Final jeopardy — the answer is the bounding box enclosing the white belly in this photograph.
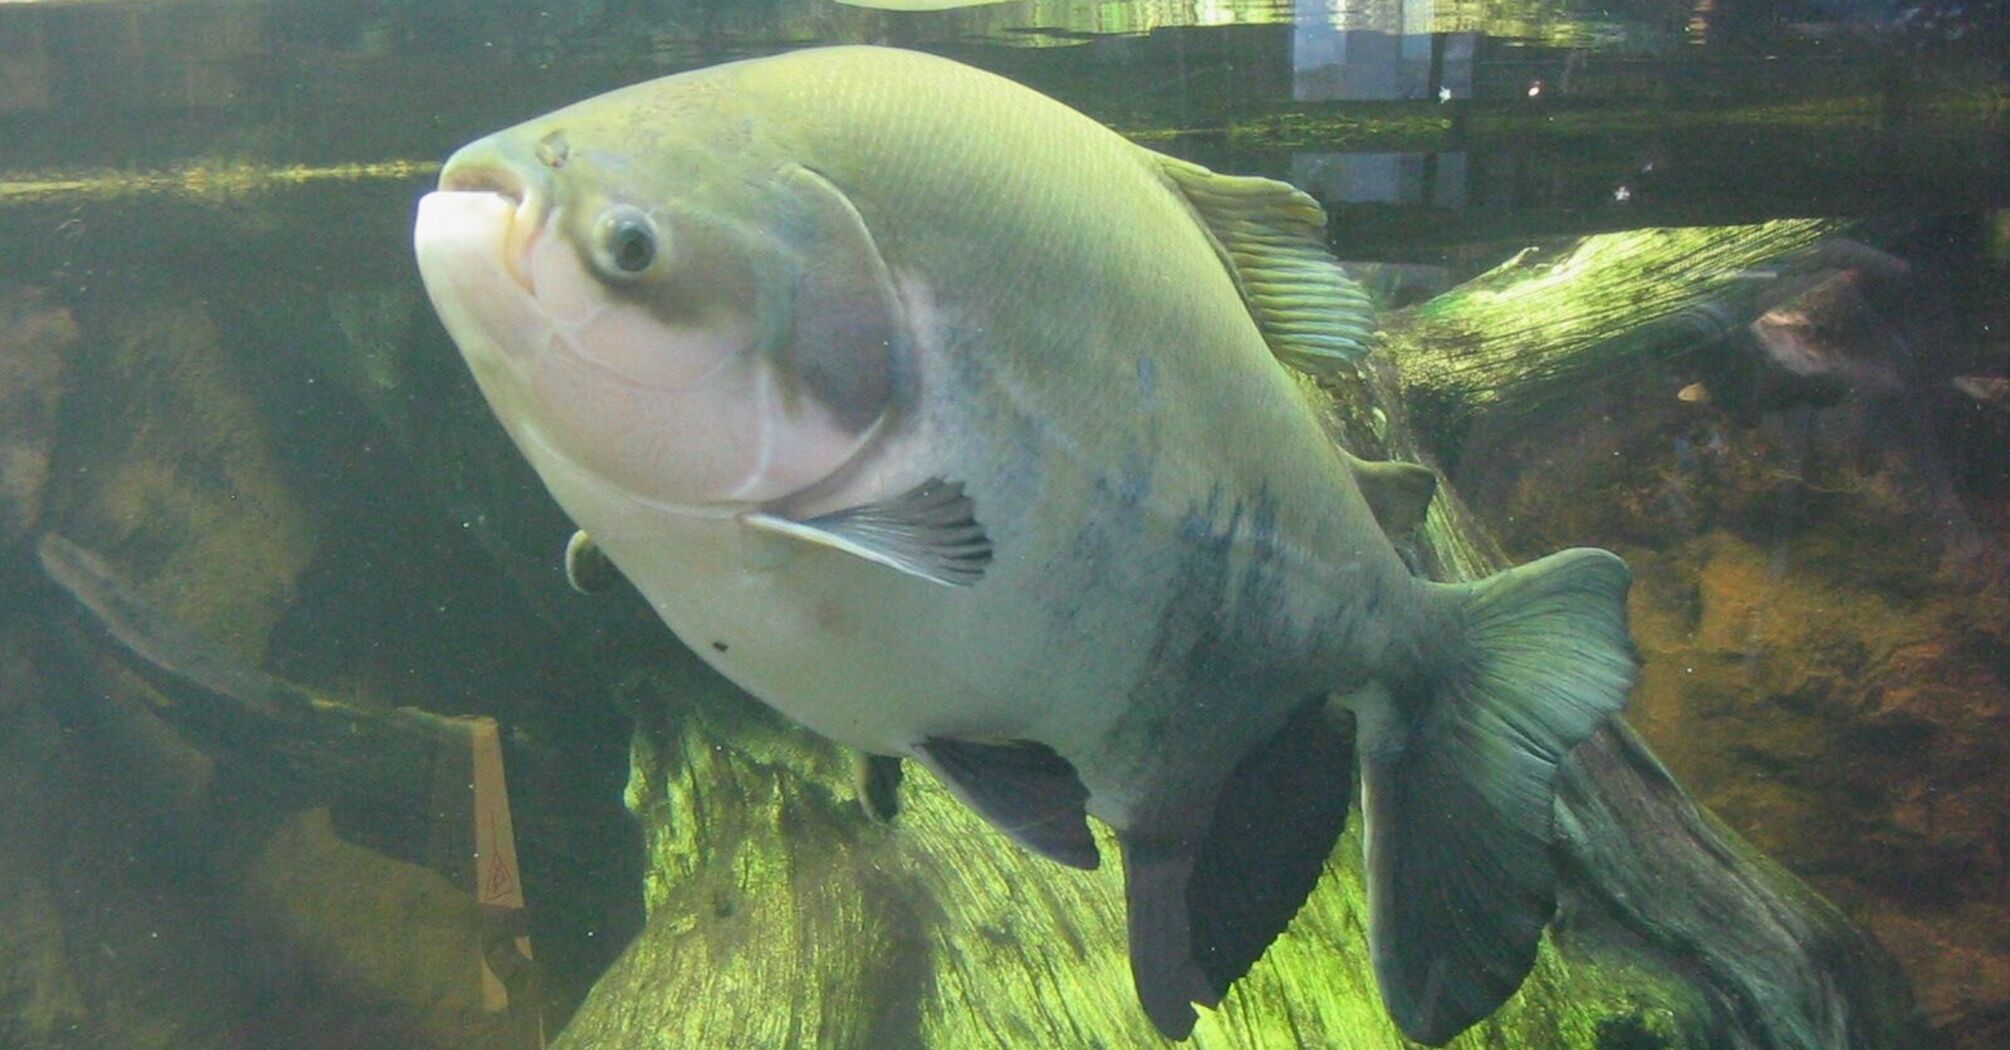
[527,433,1154,762]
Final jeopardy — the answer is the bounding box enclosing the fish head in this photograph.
[412,74,903,512]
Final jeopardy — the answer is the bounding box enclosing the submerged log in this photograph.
[1383,218,1849,459]
[37,532,548,1046]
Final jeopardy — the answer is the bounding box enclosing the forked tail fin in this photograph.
[1362,547,1636,1045]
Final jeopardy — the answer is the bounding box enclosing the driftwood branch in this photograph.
[38,532,488,888]
[1381,219,1850,461]
[36,532,550,1044]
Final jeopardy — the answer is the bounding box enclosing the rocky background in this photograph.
[0,279,646,1049]
[1444,219,2010,1049]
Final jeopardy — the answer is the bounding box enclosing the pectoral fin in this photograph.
[744,477,992,587]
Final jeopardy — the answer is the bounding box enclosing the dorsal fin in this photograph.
[1150,150,1377,376]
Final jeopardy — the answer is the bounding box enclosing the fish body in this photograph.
[414,46,1636,1044]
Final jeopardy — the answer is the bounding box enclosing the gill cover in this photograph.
[762,165,908,443]
[525,155,906,508]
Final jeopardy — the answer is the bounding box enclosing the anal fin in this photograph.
[1116,701,1356,1040]
[914,738,1098,869]
[1187,700,1356,995]
[1119,837,1214,1040]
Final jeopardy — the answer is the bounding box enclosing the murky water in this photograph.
[1,2,2004,1048]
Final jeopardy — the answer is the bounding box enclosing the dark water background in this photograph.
[0,1,2005,1048]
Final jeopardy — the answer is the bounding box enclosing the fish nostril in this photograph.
[534,131,570,170]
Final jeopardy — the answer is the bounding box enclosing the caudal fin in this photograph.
[1362,547,1635,1045]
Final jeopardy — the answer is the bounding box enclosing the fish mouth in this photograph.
[435,139,553,296]
[413,142,557,377]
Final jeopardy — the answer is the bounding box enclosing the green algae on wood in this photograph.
[559,657,1821,1049]
[563,663,1671,1050]
[1386,220,1844,455]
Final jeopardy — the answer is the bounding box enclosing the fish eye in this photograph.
[593,206,659,279]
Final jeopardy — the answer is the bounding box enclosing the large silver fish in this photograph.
[412,46,1636,1044]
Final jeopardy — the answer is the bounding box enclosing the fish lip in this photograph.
[438,161,524,197]
[438,145,549,296]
